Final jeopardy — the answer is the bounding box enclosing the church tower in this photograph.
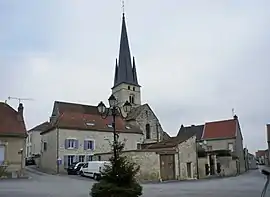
[112,13,141,108]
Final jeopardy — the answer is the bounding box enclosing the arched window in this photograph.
[146,124,151,139]
[129,95,134,104]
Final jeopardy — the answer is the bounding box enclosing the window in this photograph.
[125,125,131,129]
[133,87,135,91]
[65,139,78,149]
[84,140,95,150]
[43,142,47,151]
[98,156,101,161]
[129,95,134,104]
[146,124,151,139]
[136,143,141,150]
[107,124,113,128]
[228,143,234,152]
[86,155,93,161]
[128,86,130,90]
[67,155,75,166]
[78,155,85,162]
[207,146,212,151]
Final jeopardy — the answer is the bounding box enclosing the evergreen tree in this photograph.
[90,141,142,197]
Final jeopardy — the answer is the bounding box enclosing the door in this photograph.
[160,154,175,181]
[187,162,192,178]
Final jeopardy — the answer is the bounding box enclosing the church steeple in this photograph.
[113,14,140,88]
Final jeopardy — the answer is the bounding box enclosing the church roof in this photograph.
[113,14,140,88]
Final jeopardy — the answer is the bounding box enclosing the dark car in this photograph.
[25,157,36,166]
[67,162,86,175]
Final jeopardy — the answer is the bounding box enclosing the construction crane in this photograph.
[7,96,34,105]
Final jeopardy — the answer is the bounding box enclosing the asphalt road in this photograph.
[0,167,268,197]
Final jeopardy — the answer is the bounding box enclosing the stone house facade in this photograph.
[0,102,27,177]
[199,115,246,174]
[267,124,270,166]
[26,121,50,158]
[96,133,197,182]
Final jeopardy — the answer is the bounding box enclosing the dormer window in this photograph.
[107,124,113,128]
[86,122,95,126]
[125,125,131,129]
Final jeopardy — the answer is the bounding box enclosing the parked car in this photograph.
[80,161,111,180]
[67,162,86,175]
[25,157,36,166]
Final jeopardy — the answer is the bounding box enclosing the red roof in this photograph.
[256,150,268,157]
[0,102,26,136]
[202,118,237,139]
[41,112,142,135]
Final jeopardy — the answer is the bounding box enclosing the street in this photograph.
[0,168,268,197]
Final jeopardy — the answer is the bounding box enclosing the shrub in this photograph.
[90,141,142,197]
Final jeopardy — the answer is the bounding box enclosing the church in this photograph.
[35,13,170,174]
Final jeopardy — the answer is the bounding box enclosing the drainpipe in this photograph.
[56,126,59,174]
[196,142,199,179]
[177,146,181,180]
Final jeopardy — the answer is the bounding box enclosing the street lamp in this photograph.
[97,94,132,166]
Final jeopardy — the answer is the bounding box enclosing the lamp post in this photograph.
[97,94,132,165]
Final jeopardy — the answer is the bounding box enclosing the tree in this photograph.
[90,141,143,197]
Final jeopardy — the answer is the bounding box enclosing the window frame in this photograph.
[84,139,95,150]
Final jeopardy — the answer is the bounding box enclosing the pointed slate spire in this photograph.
[113,13,140,88]
[132,56,138,84]
[114,58,118,85]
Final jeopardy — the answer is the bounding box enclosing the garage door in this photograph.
[0,146,5,164]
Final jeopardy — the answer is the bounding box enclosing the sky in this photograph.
[1,0,270,153]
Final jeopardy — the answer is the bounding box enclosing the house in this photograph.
[247,153,258,170]
[96,130,198,182]
[40,102,144,174]
[38,12,166,174]
[26,121,50,158]
[0,102,27,176]
[256,149,268,165]
[176,116,246,178]
[200,115,246,175]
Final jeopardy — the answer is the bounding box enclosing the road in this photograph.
[0,167,268,197]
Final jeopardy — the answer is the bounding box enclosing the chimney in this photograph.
[17,103,24,121]
[233,115,238,120]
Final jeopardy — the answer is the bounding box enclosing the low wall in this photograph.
[96,150,161,182]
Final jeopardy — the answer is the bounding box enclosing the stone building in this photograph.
[0,102,27,177]
[39,13,168,174]
[267,124,270,166]
[97,131,198,182]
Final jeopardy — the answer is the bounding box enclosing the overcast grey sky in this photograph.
[1,0,269,153]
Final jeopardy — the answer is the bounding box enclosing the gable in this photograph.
[126,103,159,122]
[0,102,26,137]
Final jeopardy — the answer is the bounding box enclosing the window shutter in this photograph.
[84,140,87,150]
[64,139,68,149]
[64,156,68,168]
[86,155,89,161]
[75,140,79,149]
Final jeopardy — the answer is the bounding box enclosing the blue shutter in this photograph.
[84,140,87,150]
[64,155,68,168]
[75,140,79,149]
[64,139,68,149]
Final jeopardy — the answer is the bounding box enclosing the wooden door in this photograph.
[160,154,175,181]
[187,162,192,178]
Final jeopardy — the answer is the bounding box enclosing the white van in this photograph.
[80,161,111,180]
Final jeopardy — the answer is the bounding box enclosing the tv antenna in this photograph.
[232,108,235,116]
[7,96,34,105]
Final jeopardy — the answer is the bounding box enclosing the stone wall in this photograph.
[134,104,164,144]
[217,156,237,176]
[198,157,208,178]
[177,135,197,180]
[96,150,160,182]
